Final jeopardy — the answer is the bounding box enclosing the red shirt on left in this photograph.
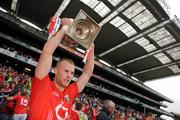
[13,95,29,114]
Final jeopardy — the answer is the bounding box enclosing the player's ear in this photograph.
[54,67,57,75]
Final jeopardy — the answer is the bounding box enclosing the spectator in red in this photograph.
[6,90,29,120]
[92,103,100,120]
[72,102,88,120]
[0,72,4,84]
[114,110,122,120]
[72,102,83,120]
[29,18,94,119]
[3,83,11,93]
[82,101,90,116]
[144,112,154,120]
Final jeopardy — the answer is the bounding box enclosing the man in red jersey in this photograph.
[6,90,29,120]
[28,18,94,120]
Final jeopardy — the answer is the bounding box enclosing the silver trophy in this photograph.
[62,10,101,49]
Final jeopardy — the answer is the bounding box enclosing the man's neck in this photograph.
[54,81,65,91]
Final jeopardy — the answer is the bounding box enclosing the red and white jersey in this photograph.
[29,75,79,120]
[13,95,29,114]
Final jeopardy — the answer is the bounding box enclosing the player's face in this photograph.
[55,60,75,90]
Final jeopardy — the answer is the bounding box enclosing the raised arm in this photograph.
[77,44,95,93]
[35,18,73,79]
[6,96,13,101]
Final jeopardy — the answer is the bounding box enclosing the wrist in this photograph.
[61,25,69,32]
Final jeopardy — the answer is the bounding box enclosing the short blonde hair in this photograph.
[56,57,75,68]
